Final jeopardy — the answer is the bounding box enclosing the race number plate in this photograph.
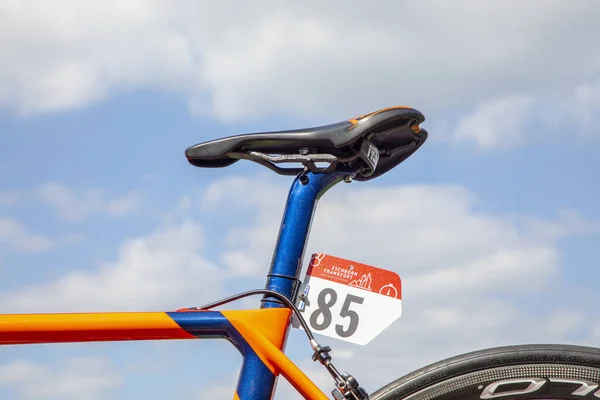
[293,253,402,345]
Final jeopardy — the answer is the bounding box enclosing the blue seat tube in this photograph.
[236,170,351,400]
[261,170,351,308]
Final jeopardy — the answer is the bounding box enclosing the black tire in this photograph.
[370,344,600,400]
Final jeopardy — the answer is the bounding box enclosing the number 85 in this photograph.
[308,288,364,338]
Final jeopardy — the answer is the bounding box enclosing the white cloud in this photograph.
[0,190,19,206]
[37,181,143,222]
[0,217,54,252]
[0,358,121,400]
[61,232,87,245]
[0,0,598,130]
[545,310,586,337]
[199,174,288,276]
[515,209,600,241]
[570,81,600,132]
[209,176,590,288]
[451,82,600,149]
[452,95,536,149]
[202,174,283,211]
[0,220,221,312]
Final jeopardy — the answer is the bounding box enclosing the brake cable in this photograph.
[183,289,370,399]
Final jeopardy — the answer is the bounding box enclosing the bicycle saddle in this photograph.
[185,106,427,181]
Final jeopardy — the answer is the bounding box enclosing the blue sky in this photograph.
[1,1,600,399]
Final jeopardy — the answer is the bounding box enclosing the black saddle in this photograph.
[185,106,427,181]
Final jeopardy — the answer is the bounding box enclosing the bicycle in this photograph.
[1,106,599,400]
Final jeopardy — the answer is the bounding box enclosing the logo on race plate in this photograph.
[379,283,398,298]
[310,252,326,267]
[350,273,372,290]
[307,254,401,299]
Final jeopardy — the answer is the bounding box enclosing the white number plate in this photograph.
[293,253,402,345]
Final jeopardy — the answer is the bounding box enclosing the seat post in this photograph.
[261,170,352,309]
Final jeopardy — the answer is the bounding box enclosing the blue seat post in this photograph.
[234,170,351,400]
[261,170,352,309]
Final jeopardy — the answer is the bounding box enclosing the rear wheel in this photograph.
[370,344,600,400]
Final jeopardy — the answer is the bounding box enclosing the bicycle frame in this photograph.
[0,170,353,400]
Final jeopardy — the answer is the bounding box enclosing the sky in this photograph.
[0,0,599,399]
